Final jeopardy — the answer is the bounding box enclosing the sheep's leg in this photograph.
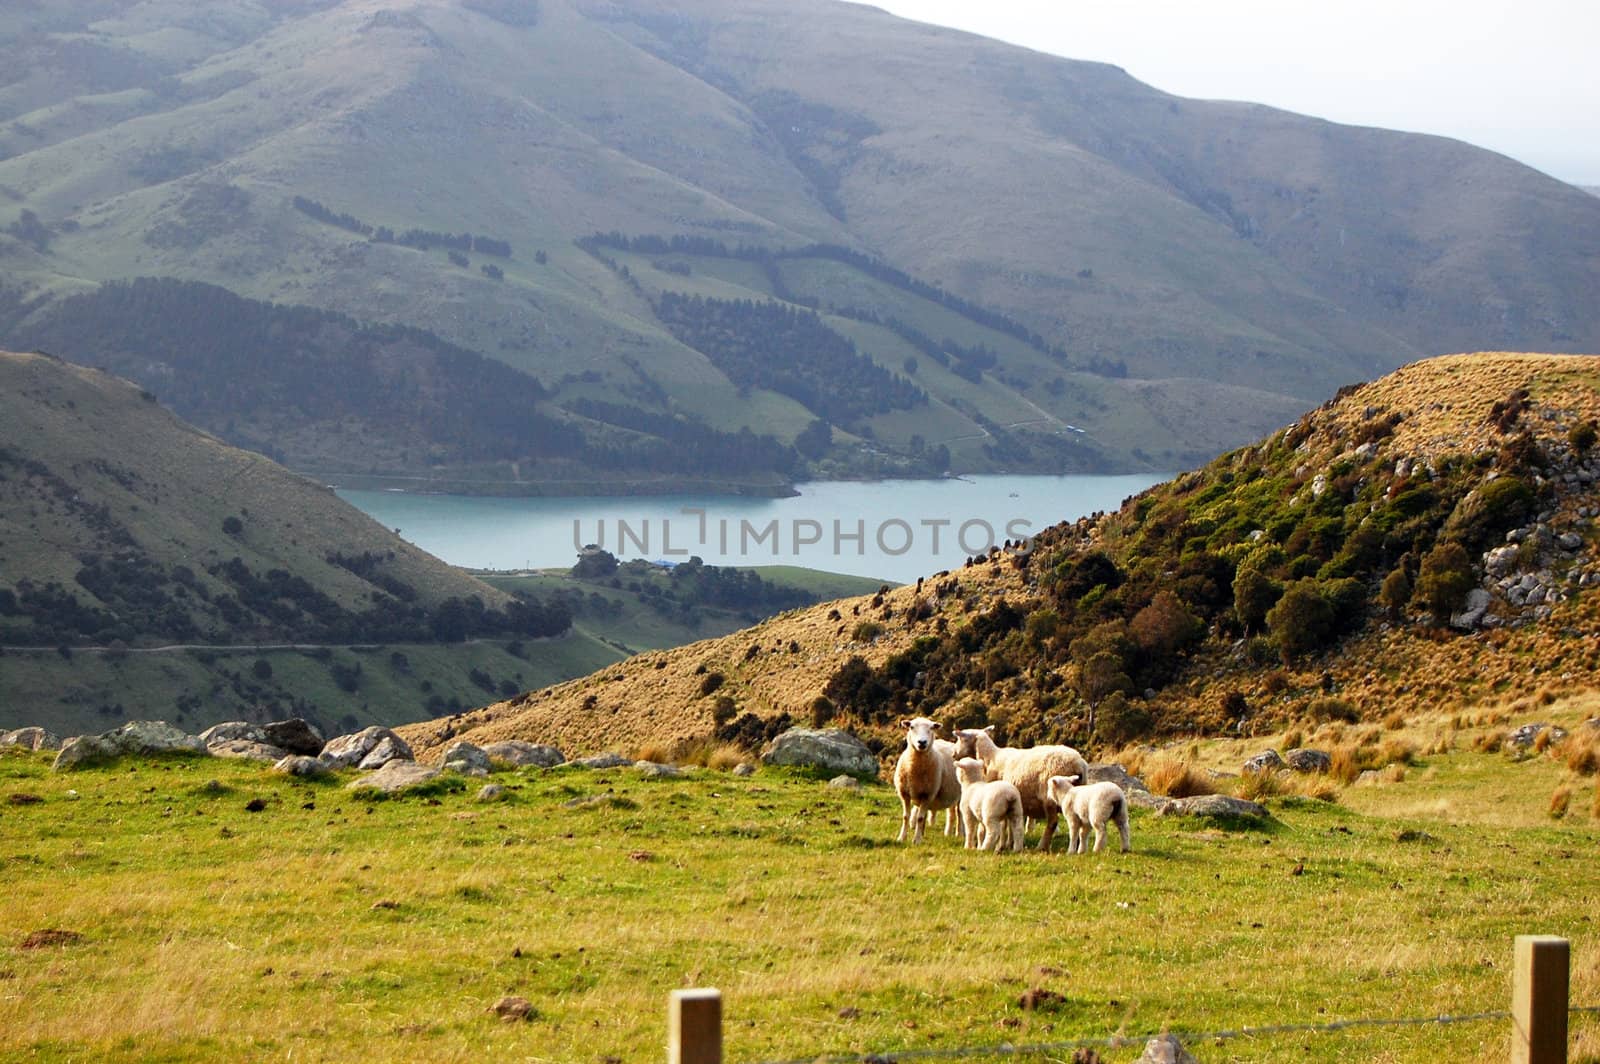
[1008,805,1025,852]
[1116,805,1131,853]
[982,814,1004,852]
[1091,820,1106,853]
[897,793,912,843]
[961,806,978,849]
[1037,809,1058,852]
[944,807,955,837]
[911,805,926,844]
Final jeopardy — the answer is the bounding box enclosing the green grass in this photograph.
[1,733,1596,1063]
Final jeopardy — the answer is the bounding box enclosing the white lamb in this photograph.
[894,717,961,844]
[1045,774,1131,854]
[952,725,1090,852]
[934,737,962,838]
[953,757,1024,852]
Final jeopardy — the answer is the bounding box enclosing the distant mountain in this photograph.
[2,0,1597,484]
[402,352,1600,759]
[1583,186,1600,198]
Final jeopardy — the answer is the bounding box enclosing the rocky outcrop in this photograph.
[273,755,331,778]
[1242,749,1286,775]
[573,752,633,769]
[1156,794,1270,820]
[53,721,205,771]
[441,741,491,777]
[1,727,61,752]
[760,728,878,779]
[480,740,565,768]
[262,719,325,757]
[1283,748,1332,774]
[320,727,413,770]
[209,739,288,762]
[345,760,440,795]
[1137,1033,1200,1064]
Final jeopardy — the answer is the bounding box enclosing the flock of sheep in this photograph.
[892,717,1130,855]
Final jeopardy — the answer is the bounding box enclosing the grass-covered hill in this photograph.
[2,1,1598,485]
[401,352,1600,761]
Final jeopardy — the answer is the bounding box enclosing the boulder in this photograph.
[53,720,206,771]
[827,774,862,791]
[441,741,491,777]
[1483,545,1520,577]
[357,736,413,771]
[634,760,683,778]
[261,718,325,757]
[321,727,412,770]
[198,722,268,748]
[573,753,633,769]
[1450,588,1493,629]
[476,784,506,802]
[345,760,440,795]
[1284,748,1332,774]
[273,755,331,778]
[480,740,565,768]
[760,728,878,779]
[1137,1033,1200,1064]
[731,763,756,777]
[1157,794,1270,820]
[1086,762,1150,794]
[1242,749,1286,775]
[1,727,61,752]
[209,739,288,762]
[1507,723,1567,749]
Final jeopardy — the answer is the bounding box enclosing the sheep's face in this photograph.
[1045,774,1080,807]
[900,717,940,752]
[953,757,986,786]
[952,726,994,760]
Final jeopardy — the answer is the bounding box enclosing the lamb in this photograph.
[953,757,1024,852]
[894,717,961,844]
[1045,774,1131,854]
[934,737,962,838]
[952,725,1090,852]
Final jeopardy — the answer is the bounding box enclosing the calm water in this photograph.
[339,474,1163,584]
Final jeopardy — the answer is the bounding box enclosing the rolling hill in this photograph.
[2,0,1597,485]
[399,352,1600,760]
[0,349,877,736]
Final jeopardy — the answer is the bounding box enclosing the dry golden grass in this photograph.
[1550,785,1572,819]
[1144,756,1217,798]
[1235,769,1285,802]
[1382,763,1408,785]
[1280,728,1304,752]
[1330,745,1364,785]
[1383,710,1407,731]
[1560,729,1600,776]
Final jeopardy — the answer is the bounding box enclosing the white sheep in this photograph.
[1045,774,1131,854]
[953,757,1024,852]
[952,725,1090,852]
[934,737,962,838]
[894,717,961,844]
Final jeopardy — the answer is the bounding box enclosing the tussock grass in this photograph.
[1143,756,1217,798]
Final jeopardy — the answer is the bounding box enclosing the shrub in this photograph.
[699,672,725,696]
[1415,541,1475,621]
[1379,566,1412,621]
[809,695,835,728]
[711,695,738,725]
[1266,579,1334,661]
[222,515,243,536]
[851,620,883,643]
[1569,419,1598,455]
[1309,697,1360,724]
[1093,691,1152,748]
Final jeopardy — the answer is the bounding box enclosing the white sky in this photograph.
[860,1,1600,186]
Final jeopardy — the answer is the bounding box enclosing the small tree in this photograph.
[1077,649,1132,737]
[1415,541,1474,623]
[1266,579,1334,663]
[1232,563,1281,635]
[1379,566,1412,622]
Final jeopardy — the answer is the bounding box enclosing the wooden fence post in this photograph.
[1512,935,1569,1064]
[669,988,722,1064]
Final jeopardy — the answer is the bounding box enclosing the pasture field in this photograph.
[2,704,1598,1063]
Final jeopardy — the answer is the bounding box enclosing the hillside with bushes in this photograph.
[402,352,1600,760]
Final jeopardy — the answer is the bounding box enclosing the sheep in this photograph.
[952,725,1090,852]
[934,737,963,838]
[1045,774,1130,854]
[894,717,961,844]
[953,757,1024,852]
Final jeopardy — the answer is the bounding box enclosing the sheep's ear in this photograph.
[982,725,996,735]
[897,719,911,729]
[1065,774,1080,784]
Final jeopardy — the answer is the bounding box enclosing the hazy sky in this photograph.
[861,1,1600,186]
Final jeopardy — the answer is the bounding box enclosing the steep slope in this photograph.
[401,353,1600,760]
[3,0,1598,483]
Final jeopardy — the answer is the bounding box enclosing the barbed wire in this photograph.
[748,1004,1600,1064]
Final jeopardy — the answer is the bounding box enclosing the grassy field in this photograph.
[2,701,1597,1063]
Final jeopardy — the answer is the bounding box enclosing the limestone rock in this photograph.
[357,736,414,770]
[761,728,878,779]
[210,739,288,762]
[1087,762,1150,794]
[574,752,633,769]
[731,763,756,777]
[1451,588,1493,629]
[1284,748,1332,774]
[261,718,325,756]
[827,774,862,790]
[1242,749,1286,775]
[53,720,206,771]
[198,722,268,748]
[321,727,413,769]
[1,727,61,752]
[345,760,440,795]
[273,755,331,778]
[633,760,682,777]
[476,784,506,802]
[480,740,565,768]
[1137,1033,1199,1064]
[442,741,491,777]
[1507,722,1567,748]
[1157,794,1270,820]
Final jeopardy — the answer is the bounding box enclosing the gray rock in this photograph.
[441,741,491,776]
[634,760,683,778]
[1,727,61,752]
[480,740,565,768]
[1355,769,1382,786]
[731,763,756,777]
[1450,588,1492,629]
[1086,762,1150,794]
[321,727,412,769]
[198,722,268,748]
[1483,545,1520,577]
[345,760,440,795]
[357,735,414,771]
[209,739,289,762]
[1137,1033,1200,1064]
[1284,748,1332,774]
[1242,749,1287,775]
[574,752,633,769]
[273,755,330,778]
[761,728,878,779]
[261,718,325,757]
[827,774,862,790]
[1158,794,1270,820]
[1507,722,1567,748]
[1560,532,1583,551]
[476,784,506,802]
[1125,790,1171,811]
[53,720,206,771]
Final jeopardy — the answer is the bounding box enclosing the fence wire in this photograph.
[748,1004,1600,1064]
